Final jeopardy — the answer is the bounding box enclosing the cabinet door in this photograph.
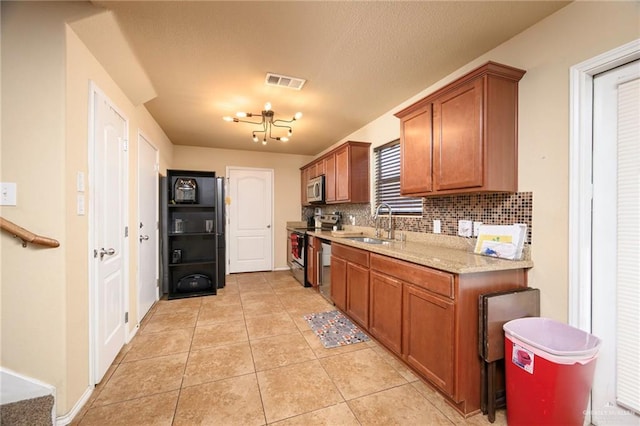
[306,237,316,287]
[324,154,336,203]
[369,271,403,355]
[335,146,350,201]
[403,284,455,397]
[301,168,309,205]
[400,104,433,195]
[346,262,370,329]
[433,78,483,191]
[330,255,347,311]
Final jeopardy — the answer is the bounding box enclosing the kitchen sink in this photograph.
[347,236,390,245]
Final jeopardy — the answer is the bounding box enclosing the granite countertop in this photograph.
[305,227,533,275]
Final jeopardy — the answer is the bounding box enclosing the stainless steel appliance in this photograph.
[315,213,341,302]
[288,229,308,286]
[306,175,325,204]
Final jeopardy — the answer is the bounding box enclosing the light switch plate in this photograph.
[1,182,17,206]
[433,219,441,234]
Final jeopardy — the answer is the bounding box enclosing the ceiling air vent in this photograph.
[265,73,306,90]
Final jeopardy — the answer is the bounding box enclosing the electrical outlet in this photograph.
[458,220,472,237]
[473,221,483,237]
[433,219,441,234]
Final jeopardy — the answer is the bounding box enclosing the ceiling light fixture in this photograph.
[223,102,302,145]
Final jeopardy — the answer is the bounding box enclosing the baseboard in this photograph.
[55,386,93,426]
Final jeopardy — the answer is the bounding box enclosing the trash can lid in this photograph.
[504,317,601,358]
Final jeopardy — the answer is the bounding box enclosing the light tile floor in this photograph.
[73,271,507,425]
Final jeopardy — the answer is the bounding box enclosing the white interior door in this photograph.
[137,133,159,322]
[591,60,640,425]
[227,167,273,273]
[90,83,128,383]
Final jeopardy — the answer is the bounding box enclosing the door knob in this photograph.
[267,224,271,228]
[98,247,116,260]
[139,234,149,242]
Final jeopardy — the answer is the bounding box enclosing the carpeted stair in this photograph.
[1,395,54,426]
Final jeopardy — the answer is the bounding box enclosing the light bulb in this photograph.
[262,139,267,145]
[280,137,289,142]
[252,135,258,143]
[294,112,303,120]
[223,116,233,122]
[264,102,272,111]
[236,112,247,118]
[287,129,292,137]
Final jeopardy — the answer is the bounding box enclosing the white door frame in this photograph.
[136,130,159,322]
[568,38,640,331]
[88,81,130,385]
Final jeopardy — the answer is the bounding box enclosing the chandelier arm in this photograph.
[271,122,293,131]
[272,118,295,125]
[234,117,265,126]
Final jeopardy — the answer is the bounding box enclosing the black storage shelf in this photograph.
[161,169,225,299]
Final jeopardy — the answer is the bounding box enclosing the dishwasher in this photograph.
[318,240,332,302]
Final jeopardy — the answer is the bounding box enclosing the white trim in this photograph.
[568,39,640,332]
[55,386,93,426]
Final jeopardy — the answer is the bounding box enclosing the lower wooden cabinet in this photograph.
[330,255,347,311]
[306,236,316,288]
[366,252,528,416]
[331,243,370,328]
[346,262,369,328]
[403,283,455,396]
[369,271,403,355]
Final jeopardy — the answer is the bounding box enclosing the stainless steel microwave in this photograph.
[306,175,325,203]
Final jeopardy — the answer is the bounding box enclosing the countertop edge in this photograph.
[306,230,533,274]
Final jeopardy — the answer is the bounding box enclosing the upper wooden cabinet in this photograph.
[323,154,336,203]
[395,62,526,196]
[400,103,433,194]
[301,141,371,205]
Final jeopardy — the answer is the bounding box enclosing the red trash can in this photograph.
[503,317,601,426]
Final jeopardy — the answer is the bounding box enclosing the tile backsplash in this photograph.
[303,192,533,243]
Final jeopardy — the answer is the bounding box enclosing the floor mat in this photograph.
[303,310,370,348]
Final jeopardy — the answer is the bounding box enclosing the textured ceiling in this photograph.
[85,1,570,156]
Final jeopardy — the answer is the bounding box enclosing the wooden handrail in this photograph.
[0,216,60,248]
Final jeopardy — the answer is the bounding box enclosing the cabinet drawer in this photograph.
[333,243,369,267]
[371,253,453,298]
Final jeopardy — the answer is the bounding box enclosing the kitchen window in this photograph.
[374,139,423,215]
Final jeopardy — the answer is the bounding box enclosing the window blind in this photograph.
[374,140,423,215]
[615,77,640,414]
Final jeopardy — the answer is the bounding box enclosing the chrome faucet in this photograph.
[374,202,393,239]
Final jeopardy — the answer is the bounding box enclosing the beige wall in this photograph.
[331,1,639,321]
[2,2,173,416]
[172,146,313,270]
